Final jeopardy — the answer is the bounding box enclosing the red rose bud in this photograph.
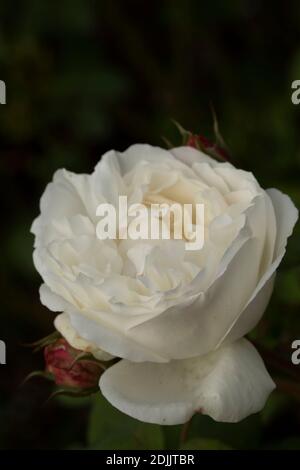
[187,133,212,149]
[44,338,103,389]
[187,133,230,161]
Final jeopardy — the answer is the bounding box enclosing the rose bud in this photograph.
[187,133,212,149]
[187,133,229,161]
[44,338,103,389]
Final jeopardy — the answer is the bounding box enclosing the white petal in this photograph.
[258,192,277,276]
[31,168,101,250]
[93,150,125,206]
[193,161,230,194]
[39,284,68,312]
[171,146,220,167]
[220,189,298,345]
[117,144,175,175]
[217,273,275,348]
[100,339,275,425]
[54,313,113,361]
[69,310,169,363]
[267,188,299,258]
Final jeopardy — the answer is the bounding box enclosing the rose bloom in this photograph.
[31,144,298,425]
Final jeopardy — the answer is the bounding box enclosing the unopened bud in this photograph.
[44,339,103,389]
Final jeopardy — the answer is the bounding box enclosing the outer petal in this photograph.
[69,309,169,363]
[219,188,298,346]
[267,188,299,258]
[217,273,275,348]
[40,284,69,312]
[100,338,275,425]
[171,146,222,167]
[54,313,114,361]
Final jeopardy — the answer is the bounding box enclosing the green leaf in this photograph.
[163,425,182,450]
[188,414,262,450]
[181,438,232,450]
[88,394,164,450]
[56,394,93,409]
[261,392,289,425]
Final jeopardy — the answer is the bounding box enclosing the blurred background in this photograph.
[0,0,300,450]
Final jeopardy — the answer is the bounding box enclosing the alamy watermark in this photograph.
[0,340,6,364]
[95,196,205,251]
[291,339,300,365]
[0,80,6,104]
[291,80,300,105]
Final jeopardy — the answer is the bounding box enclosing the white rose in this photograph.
[31,144,298,425]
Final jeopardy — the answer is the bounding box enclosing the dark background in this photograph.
[0,0,300,449]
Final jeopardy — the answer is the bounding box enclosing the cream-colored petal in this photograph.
[171,146,220,167]
[100,339,275,425]
[54,313,113,361]
[267,188,299,257]
[219,188,298,346]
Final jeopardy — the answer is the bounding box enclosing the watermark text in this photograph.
[0,80,6,104]
[291,339,300,365]
[0,340,6,364]
[95,196,205,251]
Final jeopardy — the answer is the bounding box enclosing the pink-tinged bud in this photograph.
[187,133,212,149]
[44,339,103,389]
[187,133,229,161]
